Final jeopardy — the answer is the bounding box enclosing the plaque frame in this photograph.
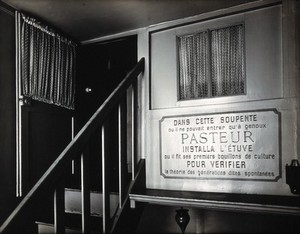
[159,109,282,182]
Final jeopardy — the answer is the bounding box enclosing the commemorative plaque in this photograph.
[160,109,281,181]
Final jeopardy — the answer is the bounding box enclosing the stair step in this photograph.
[36,212,103,233]
[37,221,102,234]
[65,188,119,217]
[64,212,103,230]
[36,222,82,234]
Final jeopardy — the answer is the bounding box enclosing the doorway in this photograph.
[75,35,138,191]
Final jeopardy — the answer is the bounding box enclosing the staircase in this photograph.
[36,189,119,233]
[0,58,145,234]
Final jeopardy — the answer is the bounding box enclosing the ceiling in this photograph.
[2,0,257,43]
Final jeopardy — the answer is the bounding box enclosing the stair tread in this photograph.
[65,189,119,217]
[36,211,102,225]
[36,213,103,232]
[36,221,81,234]
[65,210,102,217]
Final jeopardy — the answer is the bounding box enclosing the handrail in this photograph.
[0,57,145,233]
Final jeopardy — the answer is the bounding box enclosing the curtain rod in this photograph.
[21,13,77,47]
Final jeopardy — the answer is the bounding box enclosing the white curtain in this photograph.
[177,31,208,100]
[177,24,245,100]
[18,13,77,109]
[211,24,245,97]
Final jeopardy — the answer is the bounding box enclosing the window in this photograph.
[177,24,245,100]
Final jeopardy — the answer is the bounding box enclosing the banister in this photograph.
[81,146,91,234]
[101,122,110,233]
[54,180,65,234]
[0,57,145,233]
[131,80,138,179]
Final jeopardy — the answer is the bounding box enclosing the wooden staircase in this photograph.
[0,58,145,234]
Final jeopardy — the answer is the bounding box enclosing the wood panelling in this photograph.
[0,4,18,224]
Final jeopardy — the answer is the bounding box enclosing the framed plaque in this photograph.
[160,109,281,181]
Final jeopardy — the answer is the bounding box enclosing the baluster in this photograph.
[81,146,91,234]
[118,97,127,207]
[54,179,65,234]
[101,121,110,233]
[131,81,138,179]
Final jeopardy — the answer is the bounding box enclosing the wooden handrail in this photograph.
[0,57,145,233]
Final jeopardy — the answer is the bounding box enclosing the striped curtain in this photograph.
[177,24,245,100]
[177,31,208,100]
[211,24,245,97]
[18,13,77,109]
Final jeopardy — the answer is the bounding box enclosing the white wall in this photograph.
[140,3,300,196]
[150,6,282,109]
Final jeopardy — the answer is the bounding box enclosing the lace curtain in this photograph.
[18,13,77,109]
[177,24,245,100]
[211,24,245,96]
[177,31,208,99]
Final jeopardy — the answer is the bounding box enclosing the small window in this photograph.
[177,24,245,100]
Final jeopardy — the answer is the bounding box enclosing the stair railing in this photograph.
[0,57,145,234]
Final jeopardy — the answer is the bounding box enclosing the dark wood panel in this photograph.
[136,204,300,233]
[22,101,73,190]
[0,5,18,225]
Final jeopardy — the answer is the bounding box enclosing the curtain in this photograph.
[19,13,77,109]
[211,24,245,97]
[177,24,245,100]
[177,31,208,100]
